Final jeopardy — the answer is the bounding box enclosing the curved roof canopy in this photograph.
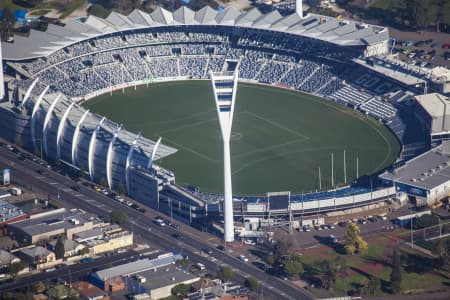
[2,6,389,61]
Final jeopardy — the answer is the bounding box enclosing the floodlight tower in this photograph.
[210,68,239,243]
[296,0,303,18]
[0,34,4,100]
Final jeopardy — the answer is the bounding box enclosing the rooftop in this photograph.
[8,208,98,237]
[20,245,53,258]
[1,6,389,61]
[380,140,450,190]
[136,264,199,290]
[94,253,184,281]
[416,93,450,119]
[0,199,26,224]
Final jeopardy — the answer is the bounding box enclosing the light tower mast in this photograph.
[210,68,239,242]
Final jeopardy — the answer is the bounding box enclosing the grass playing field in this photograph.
[84,80,400,195]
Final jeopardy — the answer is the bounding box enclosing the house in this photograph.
[0,249,20,269]
[7,208,102,244]
[71,281,109,300]
[48,239,85,258]
[17,246,57,270]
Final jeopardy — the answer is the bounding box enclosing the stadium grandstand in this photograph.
[0,4,446,229]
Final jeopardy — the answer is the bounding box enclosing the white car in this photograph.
[243,239,256,246]
[239,255,248,262]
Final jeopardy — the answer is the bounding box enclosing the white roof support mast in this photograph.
[0,34,4,100]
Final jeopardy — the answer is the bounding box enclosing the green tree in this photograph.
[368,275,380,295]
[88,3,111,18]
[117,180,126,195]
[412,214,439,229]
[284,259,304,278]
[266,254,275,266]
[55,236,65,259]
[109,210,128,224]
[175,258,190,269]
[390,249,402,294]
[245,276,258,292]
[436,238,450,272]
[171,283,190,296]
[8,261,26,277]
[99,177,107,187]
[317,259,336,290]
[79,166,86,179]
[218,266,234,282]
[30,281,46,293]
[344,223,367,255]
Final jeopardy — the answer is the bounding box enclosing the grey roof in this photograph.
[173,6,198,25]
[20,245,53,258]
[416,93,450,134]
[1,6,390,61]
[0,199,26,223]
[72,228,103,241]
[0,249,19,265]
[380,141,450,190]
[194,6,217,24]
[94,253,184,280]
[137,264,199,290]
[235,8,262,26]
[416,93,450,119]
[49,239,82,252]
[8,208,97,237]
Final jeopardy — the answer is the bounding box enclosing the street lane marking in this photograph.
[49,182,59,185]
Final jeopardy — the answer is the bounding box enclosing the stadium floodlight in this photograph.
[210,68,239,243]
[0,35,3,100]
[296,0,303,18]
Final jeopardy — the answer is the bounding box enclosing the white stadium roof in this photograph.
[2,6,389,61]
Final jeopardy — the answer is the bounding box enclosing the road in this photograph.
[0,144,313,300]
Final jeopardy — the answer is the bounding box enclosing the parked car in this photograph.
[202,248,213,255]
[243,239,256,245]
[239,255,249,262]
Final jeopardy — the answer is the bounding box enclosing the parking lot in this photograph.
[389,28,450,69]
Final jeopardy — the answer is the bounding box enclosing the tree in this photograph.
[117,180,126,195]
[99,177,107,187]
[412,214,439,229]
[335,256,348,294]
[436,238,450,272]
[390,249,402,294]
[109,210,128,224]
[218,266,234,282]
[284,259,304,278]
[245,276,258,292]
[368,276,380,295]
[344,223,367,255]
[266,254,275,266]
[317,259,336,290]
[79,166,86,179]
[171,283,190,296]
[88,3,110,18]
[8,261,26,277]
[55,236,65,259]
[175,258,190,270]
[30,281,46,293]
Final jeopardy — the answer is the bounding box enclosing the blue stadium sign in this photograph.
[395,182,427,197]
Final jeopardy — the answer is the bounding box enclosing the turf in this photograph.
[84,80,400,195]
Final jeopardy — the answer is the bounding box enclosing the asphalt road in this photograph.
[0,144,313,300]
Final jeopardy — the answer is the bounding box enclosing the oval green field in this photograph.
[84,80,400,195]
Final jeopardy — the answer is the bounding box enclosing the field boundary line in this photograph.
[242,111,310,140]
[231,138,304,159]
[161,137,219,163]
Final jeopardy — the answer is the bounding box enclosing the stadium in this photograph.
[0,3,446,233]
